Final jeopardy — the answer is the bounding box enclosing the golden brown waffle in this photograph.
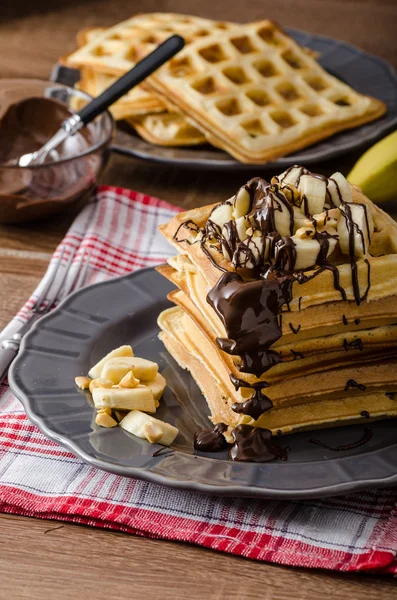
[158,306,397,437]
[73,24,207,144]
[159,185,397,309]
[74,28,165,120]
[157,171,397,437]
[127,112,206,146]
[147,20,386,163]
[66,14,236,76]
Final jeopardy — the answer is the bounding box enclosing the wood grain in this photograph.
[0,1,396,598]
[0,513,396,600]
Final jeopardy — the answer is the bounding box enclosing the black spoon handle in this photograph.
[76,34,185,125]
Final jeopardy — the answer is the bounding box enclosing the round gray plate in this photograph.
[53,29,397,170]
[9,268,397,498]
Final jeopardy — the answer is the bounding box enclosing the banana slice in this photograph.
[233,187,251,219]
[291,226,338,270]
[293,206,307,233]
[88,345,133,380]
[92,385,156,412]
[327,172,352,206]
[233,233,266,269]
[141,372,167,404]
[208,202,233,229]
[101,357,158,384]
[221,216,249,261]
[271,191,294,237]
[278,165,308,187]
[120,410,179,446]
[298,175,326,216]
[337,203,374,257]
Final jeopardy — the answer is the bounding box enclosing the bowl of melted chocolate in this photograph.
[0,79,114,223]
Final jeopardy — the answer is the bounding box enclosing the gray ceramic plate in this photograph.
[53,29,397,170]
[9,268,397,499]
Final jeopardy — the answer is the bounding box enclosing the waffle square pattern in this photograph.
[147,20,385,162]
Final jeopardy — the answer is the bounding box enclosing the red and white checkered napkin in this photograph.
[1,185,397,574]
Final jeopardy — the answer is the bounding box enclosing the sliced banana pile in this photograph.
[75,345,179,446]
[188,166,374,272]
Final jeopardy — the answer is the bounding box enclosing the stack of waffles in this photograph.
[156,167,397,451]
[64,13,385,162]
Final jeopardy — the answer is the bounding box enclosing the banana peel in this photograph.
[348,130,397,203]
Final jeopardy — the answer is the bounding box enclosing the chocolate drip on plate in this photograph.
[194,423,228,452]
[309,428,372,451]
[229,424,288,462]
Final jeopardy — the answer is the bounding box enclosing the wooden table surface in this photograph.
[0,1,396,598]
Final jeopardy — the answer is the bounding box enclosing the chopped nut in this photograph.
[143,421,163,444]
[75,376,91,390]
[119,370,140,388]
[246,227,253,236]
[310,212,329,228]
[281,183,300,204]
[327,207,341,221]
[95,412,118,428]
[89,378,114,393]
[113,410,129,423]
[295,226,315,239]
[97,407,112,415]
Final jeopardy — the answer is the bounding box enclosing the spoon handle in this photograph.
[76,34,185,125]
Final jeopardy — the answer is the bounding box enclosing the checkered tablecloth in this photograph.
[1,185,396,573]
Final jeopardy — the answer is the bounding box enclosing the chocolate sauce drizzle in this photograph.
[342,315,348,326]
[172,167,374,461]
[207,270,290,376]
[194,423,228,452]
[361,410,370,419]
[345,379,367,392]
[309,428,372,451]
[230,375,272,420]
[229,424,288,462]
[289,323,301,334]
[343,338,364,352]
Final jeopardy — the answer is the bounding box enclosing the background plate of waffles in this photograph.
[55,13,397,169]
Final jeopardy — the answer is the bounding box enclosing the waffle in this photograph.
[72,24,207,144]
[127,112,206,146]
[73,28,165,119]
[157,168,397,443]
[146,20,386,163]
[66,13,237,76]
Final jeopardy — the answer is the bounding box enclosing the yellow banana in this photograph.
[348,130,397,203]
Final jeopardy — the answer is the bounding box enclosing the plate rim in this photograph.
[8,266,397,499]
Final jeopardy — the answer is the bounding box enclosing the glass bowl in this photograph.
[0,79,114,224]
